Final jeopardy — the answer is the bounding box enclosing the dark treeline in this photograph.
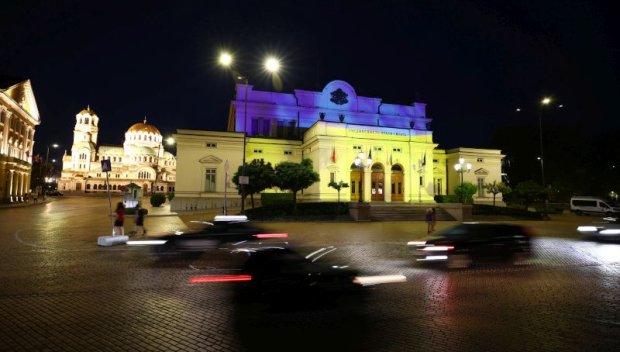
[490,122,620,202]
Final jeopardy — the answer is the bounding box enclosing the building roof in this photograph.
[127,118,161,135]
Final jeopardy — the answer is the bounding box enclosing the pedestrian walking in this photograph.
[113,202,125,236]
[425,208,433,234]
[430,207,437,232]
[132,203,147,236]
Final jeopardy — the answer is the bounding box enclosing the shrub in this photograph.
[261,192,294,206]
[245,202,350,221]
[434,195,460,203]
[150,193,166,207]
[473,204,543,219]
[167,192,175,202]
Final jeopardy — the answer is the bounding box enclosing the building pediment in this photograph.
[474,168,489,176]
[198,155,223,164]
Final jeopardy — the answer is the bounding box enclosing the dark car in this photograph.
[577,216,620,242]
[146,215,288,256]
[189,245,406,307]
[47,190,64,196]
[407,223,533,269]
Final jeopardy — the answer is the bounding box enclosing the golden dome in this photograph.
[79,105,97,116]
[127,118,161,135]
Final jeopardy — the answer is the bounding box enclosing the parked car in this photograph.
[47,190,64,196]
[570,196,619,216]
[407,223,533,269]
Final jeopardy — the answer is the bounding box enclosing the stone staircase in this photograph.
[368,204,456,221]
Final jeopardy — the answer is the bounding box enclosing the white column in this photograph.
[384,170,392,202]
[8,170,14,202]
[1,109,11,155]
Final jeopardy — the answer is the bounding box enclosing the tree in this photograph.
[454,182,478,204]
[273,158,320,212]
[232,159,275,209]
[484,180,512,206]
[512,180,545,210]
[328,180,349,203]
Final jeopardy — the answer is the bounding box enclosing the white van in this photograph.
[570,196,619,216]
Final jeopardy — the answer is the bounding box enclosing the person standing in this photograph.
[133,203,147,236]
[430,207,437,232]
[425,208,433,234]
[113,202,125,236]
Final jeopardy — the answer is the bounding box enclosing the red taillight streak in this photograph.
[255,233,288,238]
[189,275,252,283]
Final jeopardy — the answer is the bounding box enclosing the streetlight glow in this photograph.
[166,137,175,146]
[541,97,551,105]
[264,57,280,73]
[219,52,233,67]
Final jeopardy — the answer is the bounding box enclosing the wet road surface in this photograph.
[0,196,618,351]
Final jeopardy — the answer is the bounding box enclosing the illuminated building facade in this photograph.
[172,80,504,211]
[0,77,40,203]
[59,108,176,194]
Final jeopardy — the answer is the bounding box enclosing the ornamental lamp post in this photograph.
[354,151,372,203]
[454,157,472,204]
[218,51,281,213]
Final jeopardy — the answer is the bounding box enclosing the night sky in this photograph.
[2,0,618,159]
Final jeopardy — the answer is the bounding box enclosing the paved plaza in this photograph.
[0,196,619,351]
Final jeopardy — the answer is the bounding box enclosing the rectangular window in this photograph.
[373,146,383,152]
[353,145,362,150]
[284,150,292,155]
[477,158,484,163]
[206,143,217,148]
[330,172,335,183]
[204,169,216,192]
[392,147,401,152]
[253,149,263,154]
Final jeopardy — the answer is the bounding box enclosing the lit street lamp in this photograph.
[454,157,472,204]
[354,151,372,203]
[539,97,551,220]
[219,51,281,213]
[41,143,59,198]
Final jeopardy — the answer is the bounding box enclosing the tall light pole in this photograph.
[539,97,551,219]
[354,151,372,203]
[219,51,281,213]
[454,157,472,204]
[42,143,59,198]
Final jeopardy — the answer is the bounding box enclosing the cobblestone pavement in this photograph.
[0,196,619,351]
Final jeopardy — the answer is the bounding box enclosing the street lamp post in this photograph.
[539,97,551,220]
[42,143,59,199]
[219,51,281,213]
[354,151,372,203]
[454,157,472,204]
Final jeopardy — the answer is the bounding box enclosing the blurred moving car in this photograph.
[47,190,64,196]
[407,223,533,269]
[140,215,288,256]
[189,245,406,307]
[577,217,620,241]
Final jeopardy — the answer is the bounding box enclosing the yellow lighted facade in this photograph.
[171,80,505,211]
[0,78,40,203]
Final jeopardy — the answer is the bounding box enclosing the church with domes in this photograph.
[58,107,176,194]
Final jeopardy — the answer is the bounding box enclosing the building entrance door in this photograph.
[391,165,404,201]
[371,164,384,201]
[350,167,361,202]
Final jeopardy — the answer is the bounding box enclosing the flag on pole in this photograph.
[331,147,336,163]
[422,151,427,166]
[368,149,372,160]
[389,153,392,165]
